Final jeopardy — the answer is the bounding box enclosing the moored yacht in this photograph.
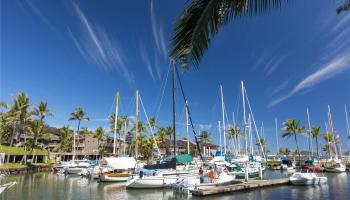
[290,170,327,185]
[98,157,136,182]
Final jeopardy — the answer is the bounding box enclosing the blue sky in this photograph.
[1,0,350,154]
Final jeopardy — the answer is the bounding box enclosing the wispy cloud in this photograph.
[150,0,167,59]
[139,43,155,81]
[269,53,350,107]
[269,12,350,107]
[263,55,287,76]
[270,79,291,96]
[16,0,56,31]
[68,3,134,84]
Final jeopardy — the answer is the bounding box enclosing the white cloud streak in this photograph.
[139,43,155,81]
[150,0,167,59]
[269,12,350,107]
[69,3,134,84]
[269,53,350,107]
[17,0,56,31]
[263,55,287,76]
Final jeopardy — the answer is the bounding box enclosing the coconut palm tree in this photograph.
[323,132,335,158]
[311,126,321,157]
[157,127,170,155]
[279,147,291,156]
[170,0,349,68]
[7,93,31,149]
[149,117,158,131]
[164,125,174,143]
[337,0,350,13]
[255,138,267,157]
[0,111,16,144]
[94,127,107,154]
[69,107,89,159]
[169,0,290,68]
[199,130,211,144]
[28,120,44,162]
[56,126,73,153]
[227,125,241,151]
[32,101,53,122]
[281,119,306,161]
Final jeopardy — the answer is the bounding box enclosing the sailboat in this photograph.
[324,105,346,173]
[229,81,266,179]
[98,157,137,182]
[126,62,185,189]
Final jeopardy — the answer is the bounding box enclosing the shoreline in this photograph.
[0,165,51,175]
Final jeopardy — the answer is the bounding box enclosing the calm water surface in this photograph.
[1,171,349,200]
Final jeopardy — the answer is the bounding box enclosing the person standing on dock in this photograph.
[199,167,204,183]
[209,166,216,183]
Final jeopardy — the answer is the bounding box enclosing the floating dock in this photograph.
[190,178,290,196]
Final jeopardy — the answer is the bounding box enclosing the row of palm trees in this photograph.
[217,119,338,160]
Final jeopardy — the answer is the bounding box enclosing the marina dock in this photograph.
[191,178,291,196]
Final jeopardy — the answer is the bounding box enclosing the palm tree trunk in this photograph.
[316,137,319,158]
[294,134,300,163]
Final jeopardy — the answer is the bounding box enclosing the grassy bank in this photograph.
[0,145,49,155]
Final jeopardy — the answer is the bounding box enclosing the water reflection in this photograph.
[1,172,349,200]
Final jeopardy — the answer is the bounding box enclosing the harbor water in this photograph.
[1,171,349,200]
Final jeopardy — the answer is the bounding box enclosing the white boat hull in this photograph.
[66,167,85,174]
[99,174,130,182]
[325,167,346,173]
[126,176,178,189]
[290,172,327,185]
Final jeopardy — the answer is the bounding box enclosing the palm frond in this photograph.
[337,0,350,14]
[170,0,288,69]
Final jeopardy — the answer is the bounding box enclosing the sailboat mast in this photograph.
[185,100,190,154]
[275,118,279,155]
[328,105,338,159]
[218,121,222,152]
[220,85,227,154]
[113,92,119,155]
[241,81,248,155]
[248,115,253,155]
[345,105,350,147]
[306,108,313,157]
[172,61,176,158]
[123,120,127,155]
[135,90,139,158]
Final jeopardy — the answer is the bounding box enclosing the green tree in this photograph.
[255,138,267,158]
[109,114,129,154]
[55,126,73,153]
[169,0,349,68]
[169,0,289,68]
[227,125,241,151]
[199,130,211,144]
[27,120,44,155]
[157,127,170,155]
[0,111,16,144]
[94,127,107,155]
[32,101,53,122]
[281,119,306,161]
[164,125,174,143]
[311,126,321,157]
[323,132,335,157]
[337,0,350,13]
[69,108,89,158]
[279,147,291,156]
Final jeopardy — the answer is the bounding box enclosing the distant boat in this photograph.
[324,159,346,173]
[98,157,137,182]
[290,170,327,185]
